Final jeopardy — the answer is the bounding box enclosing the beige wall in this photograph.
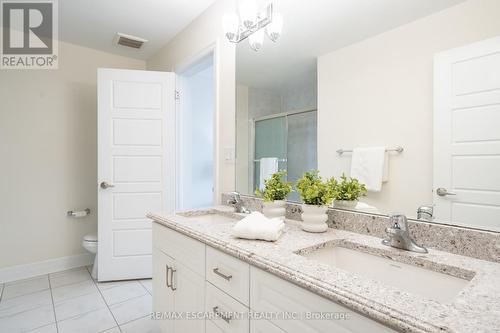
[318,0,500,216]
[147,0,237,202]
[0,41,145,268]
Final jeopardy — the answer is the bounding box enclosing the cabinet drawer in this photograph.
[206,319,225,333]
[251,319,286,333]
[250,267,396,333]
[206,246,250,305]
[206,282,249,333]
[153,223,205,277]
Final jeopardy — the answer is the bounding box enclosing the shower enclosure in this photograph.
[252,109,317,201]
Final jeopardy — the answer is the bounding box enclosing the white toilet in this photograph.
[82,234,98,279]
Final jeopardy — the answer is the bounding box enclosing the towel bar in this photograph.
[336,146,403,155]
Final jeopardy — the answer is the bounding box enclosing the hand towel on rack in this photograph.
[232,212,285,242]
[350,147,387,192]
[259,157,278,190]
[382,153,389,182]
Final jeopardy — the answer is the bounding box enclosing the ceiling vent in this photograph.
[114,33,147,49]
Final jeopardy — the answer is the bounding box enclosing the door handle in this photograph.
[213,268,232,281]
[165,265,171,288]
[436,187,456,196]
[100,181,115,189]
[169,267,177,291]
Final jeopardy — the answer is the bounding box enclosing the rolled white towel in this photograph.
[232,212,284,242]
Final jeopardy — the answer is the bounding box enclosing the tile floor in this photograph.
[0,266,160,333]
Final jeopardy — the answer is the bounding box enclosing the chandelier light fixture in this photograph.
[223,1,283,51]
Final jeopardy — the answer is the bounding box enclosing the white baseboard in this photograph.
[0,253,93,284]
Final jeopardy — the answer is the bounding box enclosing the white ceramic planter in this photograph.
[333,200,358,209]
[300,204,328,233]
[262,200,286,220]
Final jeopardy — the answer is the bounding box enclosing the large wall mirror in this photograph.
[235,0,500,232]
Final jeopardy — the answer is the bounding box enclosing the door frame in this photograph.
[174,44,218,210]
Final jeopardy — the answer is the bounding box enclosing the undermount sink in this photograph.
[178,210,241,224]
[300,245,471,303]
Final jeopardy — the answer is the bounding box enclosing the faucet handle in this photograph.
[385,227,400,235]
[389,213,408,230]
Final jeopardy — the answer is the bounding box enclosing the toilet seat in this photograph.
[82,234,97,252]
[82,239,97,253]
[83,234,97,242]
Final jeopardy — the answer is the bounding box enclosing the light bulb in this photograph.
[222,13,239,41]
[239,0,257,29]
[266,12,283,42]
[248,28,264,51]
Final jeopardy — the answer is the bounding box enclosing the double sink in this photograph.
[180,209,472,304]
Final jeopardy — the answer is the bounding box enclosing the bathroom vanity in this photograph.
[148,206,500,333]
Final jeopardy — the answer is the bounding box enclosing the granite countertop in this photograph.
[147,206,500,333]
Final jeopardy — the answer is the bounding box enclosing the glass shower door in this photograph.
[253,117,286,192]
[287,111,318,201]
[252,110,317,201]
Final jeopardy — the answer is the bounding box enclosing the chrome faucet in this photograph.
[227,192,251,214]
[382,213,427,253]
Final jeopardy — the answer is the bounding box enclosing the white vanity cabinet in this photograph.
[152,249,205,332]
[174,261,206,331]
[250,267,395,333]
[152,224,205,333]
[250,318,286,333]
[152,223,396,333]
[152,247,175,333]
[206,319,225,333]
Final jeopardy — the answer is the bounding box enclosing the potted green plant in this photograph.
[333,174,367,209]
[295,170,336,233]
[255,170,292,220]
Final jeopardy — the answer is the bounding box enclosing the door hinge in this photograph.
[175,90,180,100]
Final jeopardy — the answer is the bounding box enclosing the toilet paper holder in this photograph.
[67,208,91,217]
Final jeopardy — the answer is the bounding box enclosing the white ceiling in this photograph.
[59,0,216,60]
[236,0,466,90]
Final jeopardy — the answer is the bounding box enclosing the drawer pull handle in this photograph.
[213,306,232,324]
[165,265,171,288]
[170,267,177,291]
[213,268,232,281]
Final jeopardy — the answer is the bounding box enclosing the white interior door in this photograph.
[98,68,175,281]
[434,36,500,231]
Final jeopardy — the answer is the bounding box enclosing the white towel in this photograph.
[350,147,387,192]
[232,212,284,242]
[382,153,389,182]
[259,157,278,190]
